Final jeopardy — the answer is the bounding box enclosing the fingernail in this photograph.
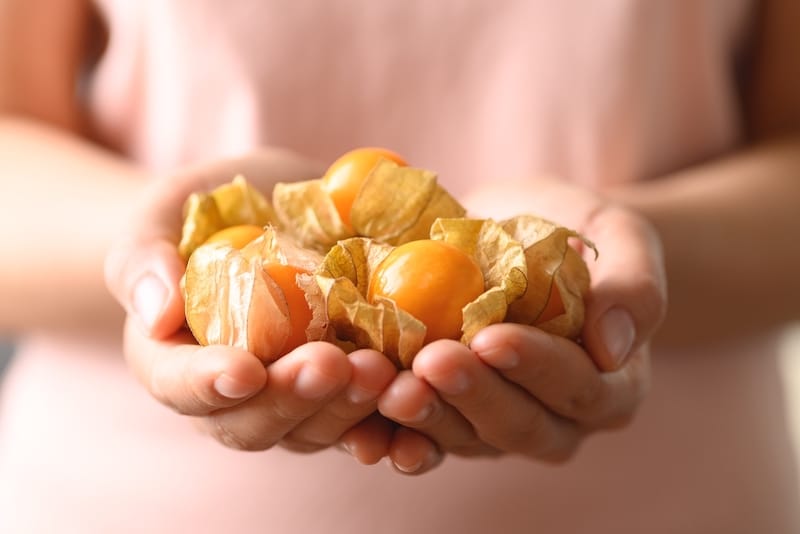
[340,441,355,456]
[132,273,167,334]
[342,441,376,466]
[346,385,378,405]
[406,403,433,423]
[476,346,519,370]
[295,365,339,400]
[394,459,424,473]
[393,448,441,473]
[599,308,636,368]
[430,369,470,396]
[214,373,259,399]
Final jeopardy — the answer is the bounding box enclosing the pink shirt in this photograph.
[2,1,798,533]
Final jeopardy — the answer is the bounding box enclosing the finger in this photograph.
[202,342,351,451]
[284,349,397,448]
[580,206,667,371]
[412,340,582,461]
[470,323,650,428]
[378,367,492,456]
[123,318,267,415]
[339,412,395,465]
[387,427,444,475]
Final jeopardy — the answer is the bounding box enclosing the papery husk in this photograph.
[183,242,291,362]
[350,160,467,245]
[272,160,466,252]
[502,215,596,339]
[183,227,326,362]
[272,179,352,252]
[240,227,328,343]
[315,238,426,368]
[178,175,276,261]
[534,246,591,338]
[429,218,528,344]
[316,218,529,368]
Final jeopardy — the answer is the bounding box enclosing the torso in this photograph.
[89,0,751,189]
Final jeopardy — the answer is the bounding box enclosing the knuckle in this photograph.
[627,273,668,333]
[147,358,178,412]
[325,397,369,425]
[632,274,668,331]
[147,379,172,411]
[147,345,223,416]
[207,416,275,452]
[559,382,605,419]
[449,440,499,458]
[286,409,358,447]
[279,435,328,453]
[154,348,199,415]
[477,409,547,454]
[585,357,649,430]
[265,396,312,428]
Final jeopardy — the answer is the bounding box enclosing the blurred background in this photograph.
[0,341,12,377]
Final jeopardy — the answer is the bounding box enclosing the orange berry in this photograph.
[322,147,407,228]
[204,224,264,249]
[368,240,484,343]
[204,225,312,354]
[263,263,313,353]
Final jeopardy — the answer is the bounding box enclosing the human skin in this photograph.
[2,0,799,473]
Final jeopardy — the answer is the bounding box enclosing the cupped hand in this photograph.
[105,149,397,453]
[373,179,667,472]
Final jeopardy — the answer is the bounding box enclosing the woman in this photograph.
[1,1,799,532]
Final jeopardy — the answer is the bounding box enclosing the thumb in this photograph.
[104,172,198,340]
[105,236,187,339]
[580,207,667,372]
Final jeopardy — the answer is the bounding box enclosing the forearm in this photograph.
[0,117,148,336]
[608,135,800,347]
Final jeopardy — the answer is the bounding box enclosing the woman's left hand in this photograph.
[356,180,668,474]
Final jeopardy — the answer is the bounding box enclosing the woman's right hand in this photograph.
[104,148,397,457]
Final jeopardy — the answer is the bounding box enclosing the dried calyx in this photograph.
[178,151,597,368]
[315,217,594,368]
[272,159,465,251]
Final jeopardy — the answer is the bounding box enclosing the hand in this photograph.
[373,179,667,472]
[105,148,397,453]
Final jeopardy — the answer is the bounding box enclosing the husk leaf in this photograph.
[501,215,595,338]
[241,227,328,343]
[272,179,352,252]
[183,227,327,362]
[316,217,533,367]
[351,160,467,245]
[429,218,528,344]
[534,246,591,338]
[178,175,275,261]
[315,238,426,368]
[183,242,291,362]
